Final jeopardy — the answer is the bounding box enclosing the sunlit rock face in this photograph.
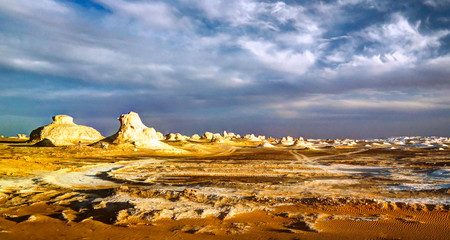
[29,115,103,146]
[102,112,169,149]
[202,132,214,140]
[114,112,159,142]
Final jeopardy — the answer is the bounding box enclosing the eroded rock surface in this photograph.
[102,112,171,149]
[30,115,103,146]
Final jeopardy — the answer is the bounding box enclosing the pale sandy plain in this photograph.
[0,135,449,240]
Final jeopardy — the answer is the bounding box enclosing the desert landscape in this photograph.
[1,1,450,239]
[0,112,448,240]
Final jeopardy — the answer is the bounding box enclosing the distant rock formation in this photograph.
[293,137,310,148]
[30,115,103,146]
[257,141,276,148]
[202,132,214,140]
[17,134,28,139]
[166,133,177,141]
[281,136,295,145]
[211,133,226,143]
[223,131,237,140]
[166,133,188,141]
[243,134,261,141]
[175,133,188,141]
[293,137,305,146]
[190,134,201,141]
[102,112,171,149]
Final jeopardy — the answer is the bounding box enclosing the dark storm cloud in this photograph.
[0,0,449,138]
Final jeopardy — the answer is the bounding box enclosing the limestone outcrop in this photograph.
[293,137,305,146]
[166,133,177,141]
[29,115,103,146]
[190,134,201,141]
[17,134,28,139]
[223,131,237,140]
[211,133,226,143]
[175,133,188,141]
[102,112,171,149]
[166,133,188,141]
[202,132,214,140]
[156,132,164,140]
[243,134,261,141]
[281,136,295,145]
[257,141,275,148]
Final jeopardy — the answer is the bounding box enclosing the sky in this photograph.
[0,0,449,139]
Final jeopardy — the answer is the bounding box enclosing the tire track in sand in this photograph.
[289,148,369,171]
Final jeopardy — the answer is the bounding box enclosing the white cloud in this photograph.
[336,14,449,74]
[326,52,347,63]
[362,14,449,55]
[64,45,127,65]
[276,32,316,46]
[238,39,315,75]
[0,0,69,15]
[423,0,450,8]
[342,52,416,74]
[9,58,60,73]
[337,0,365,5]
[267,91,450,119]
[95,0,190,29]
[269,2,304,24]
[424,55,450,68]
[195,0,317,33]
[195,0,260,27]
[139,63,173,72]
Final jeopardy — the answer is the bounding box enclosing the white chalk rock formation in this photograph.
[175,133,188,141]
[281,136,295,145]
[293,137,305,146]
[222,131,228,138]
[228,132,236,138]
[103,112,170,149]
[166,133,188,141]
[17,134,28,139]
[211,133,226,143]
[244,134,261,141]
[30,115,103,146]
[156,132,164,140]
[202,131,214,140]
[166,133,177,141]
[223,131,237,140]
[257,141,275,148]
[190,134,201,141]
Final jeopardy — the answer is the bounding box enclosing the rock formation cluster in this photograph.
[27,112,315,149]
[17,134,28,139]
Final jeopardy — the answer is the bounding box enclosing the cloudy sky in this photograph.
[0,0,449,139]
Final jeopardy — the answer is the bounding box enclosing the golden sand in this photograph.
[0,137,448,239]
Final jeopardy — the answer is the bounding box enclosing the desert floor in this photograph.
[0,137,448,239]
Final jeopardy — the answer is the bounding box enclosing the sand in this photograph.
[0,136,448,239]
